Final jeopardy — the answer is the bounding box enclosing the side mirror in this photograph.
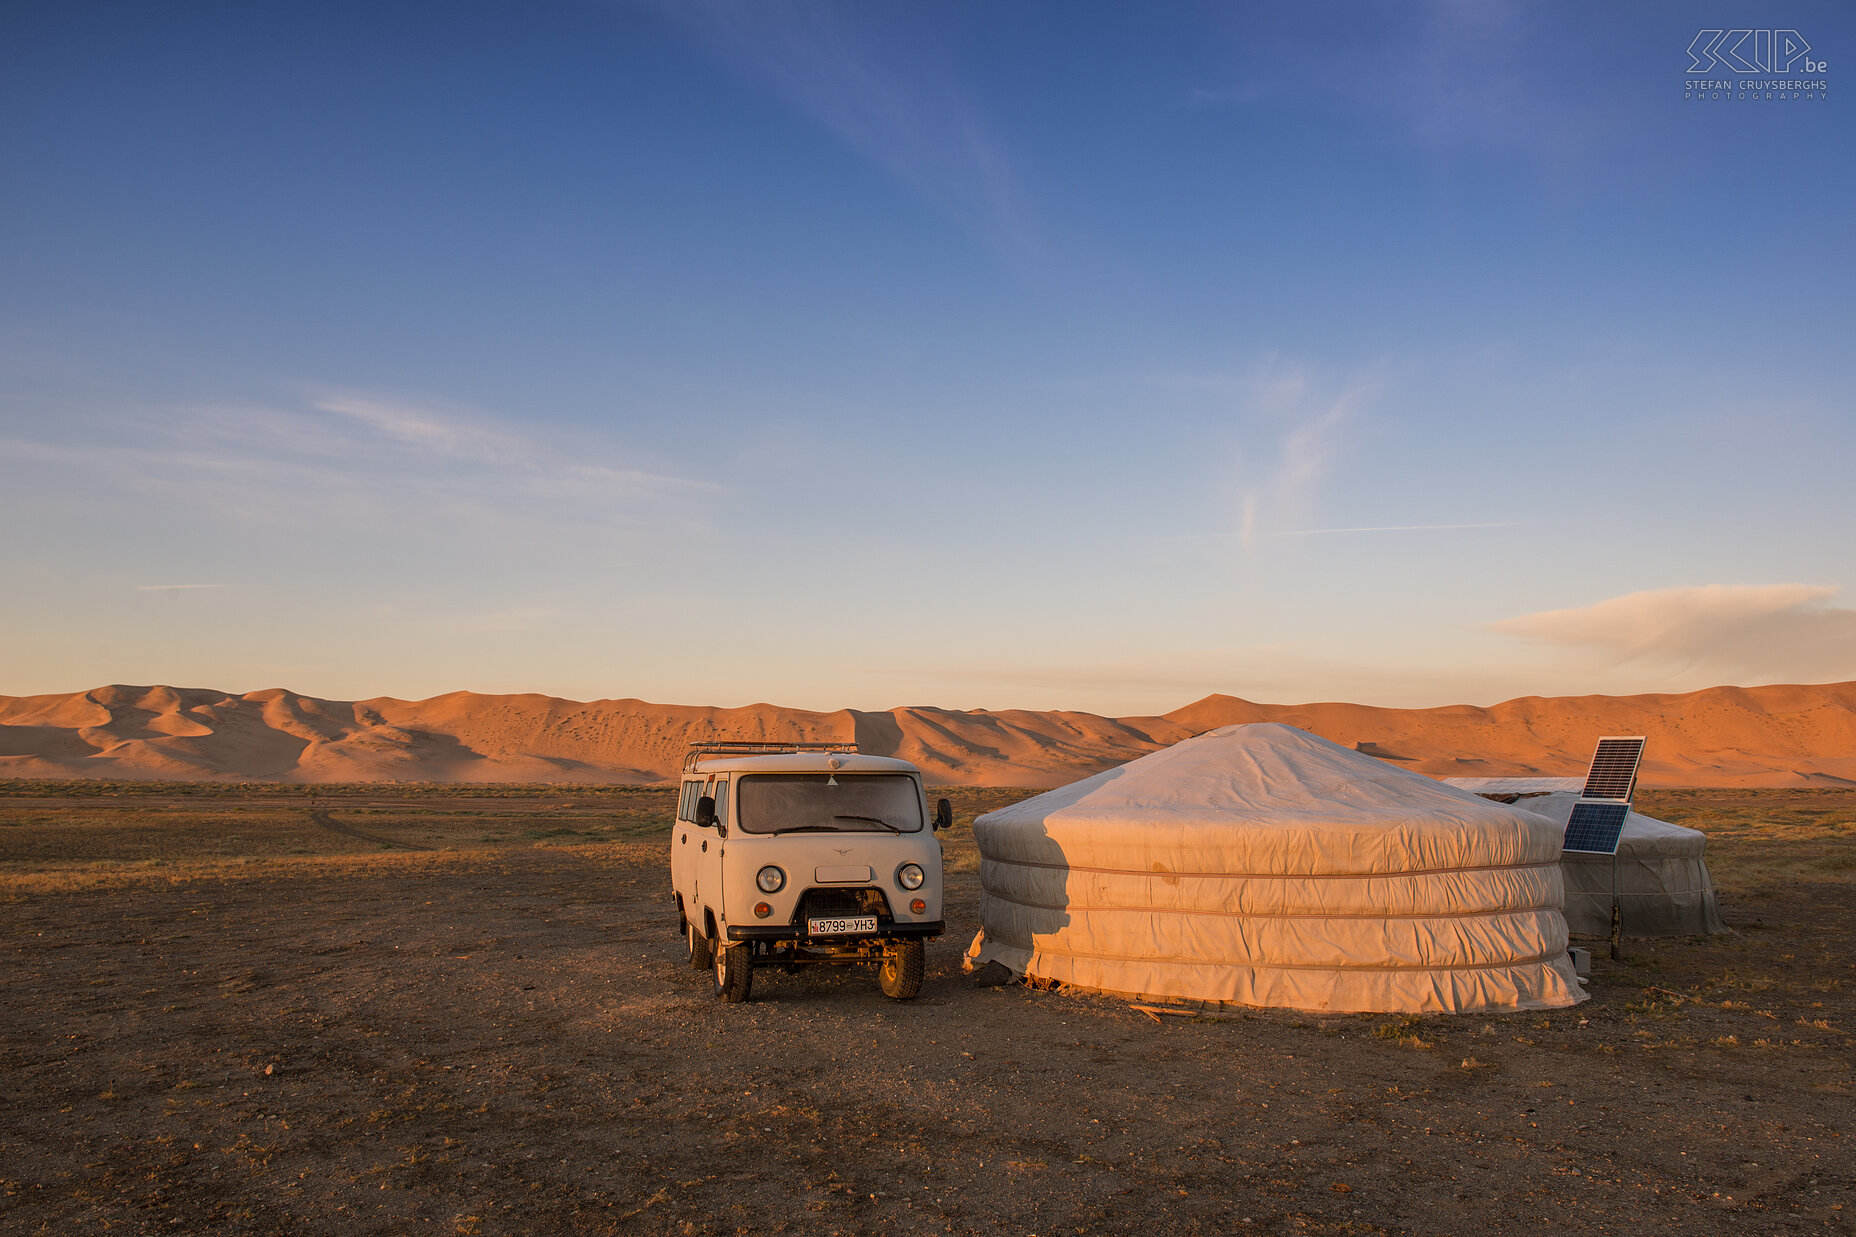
[696,795,717,828]
[934,798,953,831]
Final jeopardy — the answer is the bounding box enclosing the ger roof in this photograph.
[974,722,1560,874]
[1442,777,1586,795]
[1510,790,1709,856]
[985,722,1506,826]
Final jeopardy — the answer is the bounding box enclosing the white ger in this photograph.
[965,723,1586,1015]
[670,742,950,1003]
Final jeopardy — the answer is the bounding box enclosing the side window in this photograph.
[712,779,729,830]
[678,780,697,823]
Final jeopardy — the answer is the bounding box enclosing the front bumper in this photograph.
[727,920,944,943]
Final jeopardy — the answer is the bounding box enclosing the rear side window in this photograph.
[678,780,699,823]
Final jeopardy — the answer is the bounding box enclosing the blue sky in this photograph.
[2,1,1852,713]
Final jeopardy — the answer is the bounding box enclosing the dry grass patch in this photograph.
[1,782,1853,1235]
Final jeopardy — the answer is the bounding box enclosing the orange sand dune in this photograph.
[2,681,1854,787]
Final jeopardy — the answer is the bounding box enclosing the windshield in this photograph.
[736,774,924,834]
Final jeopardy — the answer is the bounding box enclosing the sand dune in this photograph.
[3,681,1855,787]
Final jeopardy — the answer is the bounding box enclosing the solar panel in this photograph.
[1581,736,1646,801]
[1563,800,1630,854]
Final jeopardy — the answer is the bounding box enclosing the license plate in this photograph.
[807,915,877,936]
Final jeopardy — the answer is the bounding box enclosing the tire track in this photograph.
[306,809,431,852]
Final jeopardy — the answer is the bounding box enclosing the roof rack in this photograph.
[682,741,859,772]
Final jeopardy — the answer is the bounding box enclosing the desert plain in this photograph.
[2,778,1853,1236]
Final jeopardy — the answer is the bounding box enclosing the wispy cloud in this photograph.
[311,391,708,505]
[0,391,716,542]
[1196,0,1621,163]
[1209,359,1380,550]
[1362,0,1549,151]
[314,394,526,462]
[649,0,1030,252]
[1493,585,1856,683]
[1273,521,1515,537]
[1154,520,1514,544]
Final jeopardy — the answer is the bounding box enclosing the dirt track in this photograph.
[1,789,1853,1235]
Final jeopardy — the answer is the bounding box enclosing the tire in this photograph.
[878,939,924,1000]
[687,919,714,972]
[712,942,753,1003]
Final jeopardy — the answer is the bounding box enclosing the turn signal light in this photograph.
[753,902,772,918]
[910,898,926,914]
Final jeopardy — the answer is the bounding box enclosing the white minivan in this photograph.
[670,742,950,1003]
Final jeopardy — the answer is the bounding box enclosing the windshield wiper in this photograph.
[767,816,904,835]
[832,814,902,834]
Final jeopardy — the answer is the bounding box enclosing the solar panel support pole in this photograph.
[1609,851,1622,962]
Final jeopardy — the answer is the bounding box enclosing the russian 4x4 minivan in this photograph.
[670,742,950,1003]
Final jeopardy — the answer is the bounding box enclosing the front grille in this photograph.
[793,887,892,925]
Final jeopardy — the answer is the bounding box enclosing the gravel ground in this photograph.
[1,789,1852,1236]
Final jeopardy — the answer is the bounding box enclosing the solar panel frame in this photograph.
[1581,736,1646,802]
[1562,800,1630,854]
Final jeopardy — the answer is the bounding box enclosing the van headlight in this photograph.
[897,863,925,890]
[756,865,786,893]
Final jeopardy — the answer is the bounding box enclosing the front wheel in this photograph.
[688,920,714,972]
[713,942,753,1003]
[878,939,924,1000]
